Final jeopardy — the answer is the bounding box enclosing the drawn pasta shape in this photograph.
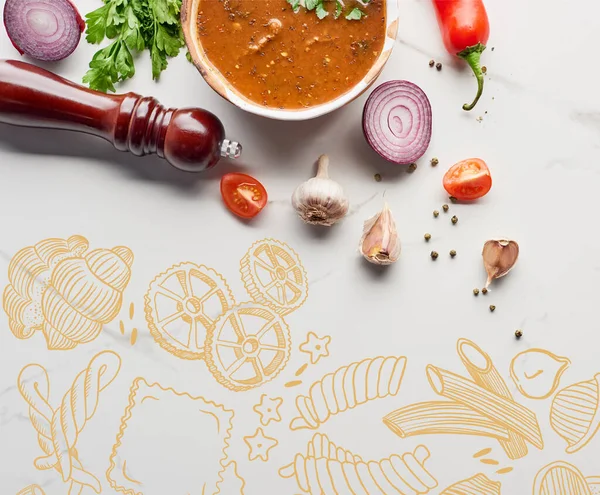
[290,356,407,430]
[240,238,308,315]
[3,235,88,340]
[16,486,45,495]
[550,373,600,453]
[588,477,600,494]
[18,351,121,494]
[441,473,501,495]
[280,433,437,494]
[41,246,133,349]
[383,401,511,441]
[145,262,235,360]
[457,339,528,460]
[533,461,592,495]
[205,303,291,391]
[426,365,544,449]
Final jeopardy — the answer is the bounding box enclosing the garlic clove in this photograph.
[359,202,401,265]
[482,239,519,288]
[291,154,349,226]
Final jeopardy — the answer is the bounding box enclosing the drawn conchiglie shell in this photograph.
[587,477,600,495]
[41,246,133,349]
[441,473,501,495]
[2,236,88,339]
[550,373,600,453]
[510,349,571,400]
[533,461,591,495]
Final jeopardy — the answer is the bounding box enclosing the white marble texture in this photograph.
[1,0,600,494]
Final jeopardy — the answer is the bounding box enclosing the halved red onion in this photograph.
[3,0,84,61]
[363,80,433,165]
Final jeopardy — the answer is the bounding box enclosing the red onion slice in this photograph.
[363,80,433,165]
[3,0,84,61]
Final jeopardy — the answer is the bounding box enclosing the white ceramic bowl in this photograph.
[182,0,399,121]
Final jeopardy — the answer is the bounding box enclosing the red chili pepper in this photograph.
[432,0,490,111]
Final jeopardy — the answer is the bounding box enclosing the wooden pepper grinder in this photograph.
[0,59,241,172]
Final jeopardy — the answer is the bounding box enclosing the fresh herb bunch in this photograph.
[287,0,366,21]
[83,0,185,93]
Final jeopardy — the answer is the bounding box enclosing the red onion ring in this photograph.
[3,0,84,62]
[363,80,433,165]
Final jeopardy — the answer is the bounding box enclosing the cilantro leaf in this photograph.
[345,7,364,20]
[315,2,328,19]
[305,0,320,11]
[287,0,300,14]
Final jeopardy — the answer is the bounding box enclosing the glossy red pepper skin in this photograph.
[432,0,490,111]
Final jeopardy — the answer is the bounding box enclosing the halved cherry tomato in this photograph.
[443,158,492,200]
[220,173,268,219]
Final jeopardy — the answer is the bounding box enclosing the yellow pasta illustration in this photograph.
[441,473,501,495]
[216,461,246,494]
[145,262,235,360]
[299,331,331,364]
[16,486,45,495]
[384,339,543,459]
[280,433,437,494]
[457,339,528,459]
[244,427,279,462]
[4,235,132,349]
[550,373,600,453]
[588,477,600,495]
[240,238,308,315]
[18,351,122,494]
[510,349,571,400]
[290,355,407,430]
[107,378,234,495]
[205,303,291,391]
[3,235,88,340]
[533,461,592,495]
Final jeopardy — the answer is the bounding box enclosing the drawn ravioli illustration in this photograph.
[107,378,235,495]
[145,263,235,359]
[3,235,134,349]
[280,433,437,494]
[143,239,306,391]
[241,238,308,315]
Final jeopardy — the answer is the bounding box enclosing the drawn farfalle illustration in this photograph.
[279,433,437,494]
[441,473,501,494]
[384,339,543,460]
[143,238,307,392]
[3,235,133,349]
[18,351,122,494]
[550,373,600,453]
[533,461,600,495]
[290,355,407,430]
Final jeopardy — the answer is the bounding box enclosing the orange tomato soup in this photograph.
[197,0,386,109]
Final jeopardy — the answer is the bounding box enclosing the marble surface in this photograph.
[2,0,600,494]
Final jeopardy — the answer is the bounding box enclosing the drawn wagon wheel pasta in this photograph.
[205,303,291,391]
[241,239,308,315]
[145,263,235,360]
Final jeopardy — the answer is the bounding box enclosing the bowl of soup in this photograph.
[182,0,399,120]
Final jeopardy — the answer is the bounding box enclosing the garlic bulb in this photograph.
[482,239,519,288]
[359,203,401,265]
[292,154,349,226]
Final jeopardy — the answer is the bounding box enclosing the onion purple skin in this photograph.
[362,80,433,166]
[3,0,85,62]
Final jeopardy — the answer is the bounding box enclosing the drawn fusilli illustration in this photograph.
[18,351,122,493]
